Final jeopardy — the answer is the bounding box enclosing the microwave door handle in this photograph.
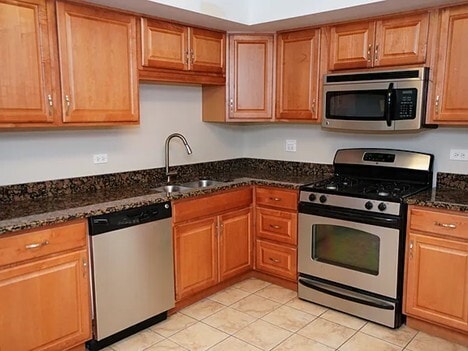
[385,83,395,127]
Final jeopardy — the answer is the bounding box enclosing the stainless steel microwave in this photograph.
[322,68,435,131]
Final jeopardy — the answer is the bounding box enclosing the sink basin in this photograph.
[181,179,224,188]
[151,185,193,193]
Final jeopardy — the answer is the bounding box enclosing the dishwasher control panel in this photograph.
[89,202,171,235]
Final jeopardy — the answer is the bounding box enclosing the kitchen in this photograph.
[0,0,467,350]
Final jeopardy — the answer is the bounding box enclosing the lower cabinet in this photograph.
[404,206,468,336]
[254,186,298,281]
[0,220,91,351]
[173,187,253,301]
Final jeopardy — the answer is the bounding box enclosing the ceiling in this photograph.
[84,0,465,31]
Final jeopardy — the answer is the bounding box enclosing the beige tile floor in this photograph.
[103,278,468,351]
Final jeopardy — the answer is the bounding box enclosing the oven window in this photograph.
[312,224,380,275]
[326,90,386,120]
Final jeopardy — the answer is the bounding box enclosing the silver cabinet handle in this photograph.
[434,221,457,229]
[409,240,413,259]
[190,48,194,64]
[269,224,281,229]
[47,94,53,116]
[65,95,71,116]
[269,257,280,263]
[435,95,440,114]
[269,197,281,201]
[367,44,372,62]
[374,44,379,63]
[25,240,49,249]
[82,258,88,278]
[311,99,316,114]
[229,98,234,112]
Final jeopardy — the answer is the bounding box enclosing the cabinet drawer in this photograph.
[409,207,468,240]
[255,239,297,281]
[0,220,87,267]
[173,187,252,223]
[255,187,298,210]
[256,207,297,245]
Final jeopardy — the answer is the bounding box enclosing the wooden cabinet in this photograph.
[0,0,139,127]
[173,187,253,300]
[0,0,58,126]
[140,18,225,84]
[276,28,320,121]
[430,4,468,124]
[405,206,468,336]
[0,220,91,351]
[254,186,298,281]
[56,1,139,124]
[329,13,429,70]
[227,34,275,120]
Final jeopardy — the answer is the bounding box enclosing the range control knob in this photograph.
[378,202,387,211]
[319,195,327,203]
[308,193,317,202]
[365,201,373,210]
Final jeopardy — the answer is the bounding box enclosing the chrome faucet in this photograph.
[165,133,192,183]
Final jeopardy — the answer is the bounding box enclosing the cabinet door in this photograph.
[174,217,218,300]
[329,21,375,70]
[374,13,429,67]
[190,27,225,74]
[0,250,91,351]
[141,18,189,71]
[405,233,468,332]
[276,29,320,121]
[56,1,139,124]
[0,0,58,125]
[219,207,252,281]
[228,35,274,120]
[432,5,468,123]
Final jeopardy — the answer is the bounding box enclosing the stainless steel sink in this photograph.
[150,185,193,193]
[181,179,224,188]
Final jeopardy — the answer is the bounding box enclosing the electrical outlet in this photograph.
[93,154,108,164]
[449,149,468,161]
[285,140,297,152]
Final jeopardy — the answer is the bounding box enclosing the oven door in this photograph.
[298,207,400,299]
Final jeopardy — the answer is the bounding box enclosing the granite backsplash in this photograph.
[437,172,468,190]
[0,158,333,203]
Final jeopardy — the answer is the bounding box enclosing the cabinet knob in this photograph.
[367,44,372,62]
[435,96,440,114]
[269,197,281,202]
[47,94,53,116]
[65,95,71,116]
[269,224,281,229]
[409,240,414,259]
[374,44,379,63]
[229,98,234,112]
[269,257,280,263]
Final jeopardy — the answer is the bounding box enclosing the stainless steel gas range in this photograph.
[298,148,433,328]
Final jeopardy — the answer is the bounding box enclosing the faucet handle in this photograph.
[166,170,178,183]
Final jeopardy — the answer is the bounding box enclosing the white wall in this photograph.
[241,124,468,178]
[0,85,243,186]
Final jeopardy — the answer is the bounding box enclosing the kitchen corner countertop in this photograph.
[0,174,324,235]
[405,187,468,212]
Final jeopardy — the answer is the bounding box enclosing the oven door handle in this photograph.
[299,278,395,310]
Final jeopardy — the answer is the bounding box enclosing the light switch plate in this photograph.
[93,154,108,164]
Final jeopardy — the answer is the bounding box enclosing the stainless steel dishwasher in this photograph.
[86,202,174,350]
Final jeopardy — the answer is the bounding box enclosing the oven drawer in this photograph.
[256,207,297,244]
[256,187,298,211]
[409,207,468,240]
[255,239,297,281]
[0,220,87,267]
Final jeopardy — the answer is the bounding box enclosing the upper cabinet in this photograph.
[227,34,274,120]
[0,0,58,126]
[139,18,226,85]
[328,13,429,70]
[0,0,139,127]
[56,1,139,124]
[276,28,321,121]
[430,4,468,124]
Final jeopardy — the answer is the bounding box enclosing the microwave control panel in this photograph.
[395,88,417,120]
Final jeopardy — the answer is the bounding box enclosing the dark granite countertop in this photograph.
[0,173,326,235]
[405,187,468,212]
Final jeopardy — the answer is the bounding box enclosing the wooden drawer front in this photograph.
[409,207,468,240]
[255,187,298,211]
[256,207,297,245]
[173,187,252,223]
[0,220,87,267]
[255,239,297,281]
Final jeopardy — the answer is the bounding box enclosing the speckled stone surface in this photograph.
[0,158,332,235]
[405,172,468,212]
